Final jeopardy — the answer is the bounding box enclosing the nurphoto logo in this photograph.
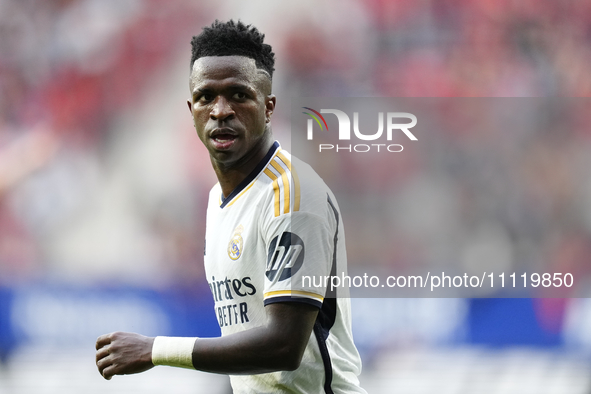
[302,107,417,153]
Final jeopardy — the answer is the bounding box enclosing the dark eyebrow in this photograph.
[193,83,255,97]
[193,86,211,93]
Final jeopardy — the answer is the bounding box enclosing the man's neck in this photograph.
[213,138,275,198]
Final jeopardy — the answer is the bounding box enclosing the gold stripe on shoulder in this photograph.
[270,159,290,214]
[276,152,300,212]
[263,168,280,217]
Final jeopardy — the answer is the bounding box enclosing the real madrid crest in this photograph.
[227,224,244,261]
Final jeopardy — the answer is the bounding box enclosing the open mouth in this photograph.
[213,133,236,142]
[211,132,237,149]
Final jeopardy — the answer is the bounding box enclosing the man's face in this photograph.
[188,56,275,170]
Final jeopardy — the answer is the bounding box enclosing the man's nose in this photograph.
[210,96,234,120]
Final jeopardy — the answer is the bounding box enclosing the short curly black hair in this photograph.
[190,20,275,79]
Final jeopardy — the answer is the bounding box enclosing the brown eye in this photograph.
[199,94,213,102]
[233,92,246,100]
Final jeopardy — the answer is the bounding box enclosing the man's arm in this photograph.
[95,302,319,380]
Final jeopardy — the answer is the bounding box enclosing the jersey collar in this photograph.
[220,141,280,208]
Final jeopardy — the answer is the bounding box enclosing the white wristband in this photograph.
[151,336,197,369]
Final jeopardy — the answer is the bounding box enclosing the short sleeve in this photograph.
[262,209,336,309]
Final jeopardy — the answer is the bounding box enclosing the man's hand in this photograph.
[95,332,155,380]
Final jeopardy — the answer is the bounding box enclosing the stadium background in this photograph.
[1,0,591,392]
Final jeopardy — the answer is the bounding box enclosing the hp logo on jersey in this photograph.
[266,232,305,282]
[228,225,245,261]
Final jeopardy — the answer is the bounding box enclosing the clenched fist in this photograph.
[95,332,155,380]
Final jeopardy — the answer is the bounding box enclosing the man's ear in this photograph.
[265,95,276,123]
[187,100,192,113]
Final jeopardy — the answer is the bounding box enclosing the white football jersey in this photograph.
[204,141,366,394]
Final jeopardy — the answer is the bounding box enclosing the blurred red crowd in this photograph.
[0,0,590,291]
